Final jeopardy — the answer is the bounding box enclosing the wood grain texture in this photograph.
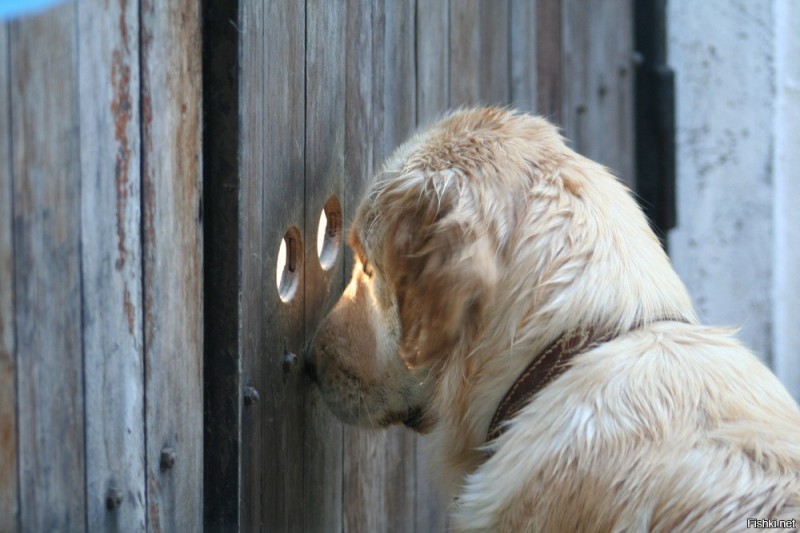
[304,2,347,531]
[510,0,537,112]
[139,0,204,529]
[449,0,511,107]
[0,20,19,533]
[9,5,86,531]
[416,0,450,125]
[202,0,242,528]
[561,0,634,183]
[342,3,390,532]
[78,0,146,528]
[535,0,564,122]
[254,0,307,530]
[238,1,265,530]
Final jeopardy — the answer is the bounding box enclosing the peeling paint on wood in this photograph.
[78,0,146,529]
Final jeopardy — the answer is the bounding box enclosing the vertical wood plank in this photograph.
[416,0,449,125]
[449,0,511,107]
[374,2,419,531]
[202,0,242,528]
[0,20,19,533]
[376,0,418,159]
[238,0,265,529]
[256,0,306,530]
[535,0,563,122]
[562,0,634,182]
[605,0,635,184]
[510,0,537,113]
[449,0,481,106]
[9,5,86,531]
[78,0,146,528]
[478,0,511,105]
[561,0,591,151]
[342,2,389,532]
[304,2,347,531]
[139,0,203,529]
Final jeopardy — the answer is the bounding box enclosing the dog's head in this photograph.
[307,108,576,431]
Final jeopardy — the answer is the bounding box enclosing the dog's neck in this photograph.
[425,314,693,496]
[484,326,614,443]
[484,317,690,446]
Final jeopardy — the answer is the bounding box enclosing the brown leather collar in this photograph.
[486,318,687,443]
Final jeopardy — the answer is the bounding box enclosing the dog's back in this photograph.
[455,318,800,532]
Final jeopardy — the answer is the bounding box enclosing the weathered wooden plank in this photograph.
[9,5,86,531]
[478,0,511,105]
[304,2,347,531]
[597,0,634,184]
[254,0,307,530]
[510,0,537,113]
[139,0,204,530]
[342,2,390,532]
[238,1,265,530]
[562,0,634,182]
[416,0,449,125]
[378,0,417,158]
[535,0,563,122]
[0,20,19,533]
[449,0,511,107]
[561,0,591,152]
[202,0,242,528]
[77,0,146,528]
[373,2,420,531]
[449,0,481,106]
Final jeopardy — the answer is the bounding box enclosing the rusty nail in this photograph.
[283,351,298,374]
[106,488,123,511]
[160,447,176,470]
[243,386,260,406]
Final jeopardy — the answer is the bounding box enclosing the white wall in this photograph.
[668,0,799,400]
[773,0,800,399]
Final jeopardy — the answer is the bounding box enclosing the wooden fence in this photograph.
[1,0,633,530]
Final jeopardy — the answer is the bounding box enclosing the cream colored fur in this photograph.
[310,107,800,531]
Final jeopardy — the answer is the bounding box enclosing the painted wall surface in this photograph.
[772,0,800,399]
[668,0,799,399]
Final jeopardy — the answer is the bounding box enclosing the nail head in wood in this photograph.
[160,447,176,470]
[282,351,297,374]
[106,488,123,511]
[243,386,260,406]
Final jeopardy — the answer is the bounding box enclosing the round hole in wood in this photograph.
[316,196,342,270]
[276,226,303,303]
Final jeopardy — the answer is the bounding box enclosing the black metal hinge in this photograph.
[634,0,677,244]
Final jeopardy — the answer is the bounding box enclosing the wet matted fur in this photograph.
[308,107,800,531]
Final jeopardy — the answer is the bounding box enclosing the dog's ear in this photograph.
[383,177,498,368]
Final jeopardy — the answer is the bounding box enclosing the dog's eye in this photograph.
[361,260,374,278]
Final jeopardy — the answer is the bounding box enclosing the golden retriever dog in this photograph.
[308,107,800,531]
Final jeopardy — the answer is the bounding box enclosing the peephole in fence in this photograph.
[316,195,342,270]
[276,226,303,302]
